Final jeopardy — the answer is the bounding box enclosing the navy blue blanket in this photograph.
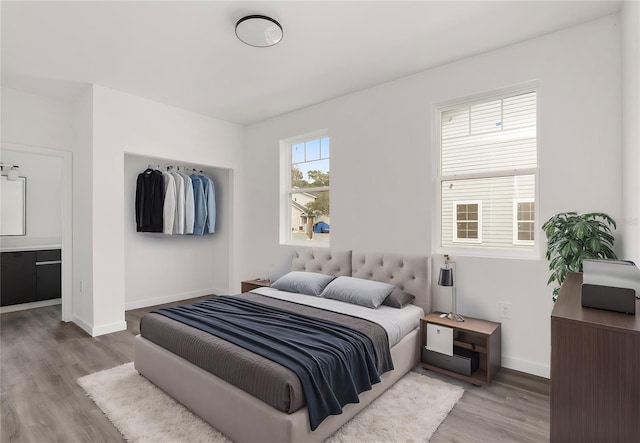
[154,296,390,430]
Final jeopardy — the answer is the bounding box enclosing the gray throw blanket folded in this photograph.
[154,296,393,430]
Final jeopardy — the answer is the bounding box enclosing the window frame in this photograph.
[513,198,535,246]
[452,200,482,244]
[433,82,541,259]
[279,129,331,247]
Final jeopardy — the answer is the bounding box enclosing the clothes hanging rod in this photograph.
[145,164,206,174]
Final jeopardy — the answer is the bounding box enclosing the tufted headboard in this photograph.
[291,249,431,313]
[352,252,430,313]
[291,248,352,276]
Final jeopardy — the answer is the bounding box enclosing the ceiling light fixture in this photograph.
[235,15,283,47]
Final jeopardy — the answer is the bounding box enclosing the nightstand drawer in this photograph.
[423,346,479,377]
[426,323,453,355]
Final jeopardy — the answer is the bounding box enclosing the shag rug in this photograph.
[78,363,464,443]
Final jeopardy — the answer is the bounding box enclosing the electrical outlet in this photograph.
[499,301,512,319]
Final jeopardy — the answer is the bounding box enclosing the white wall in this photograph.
[244,15,623,377]
[123,154,232,310]
[0,149,62,248]
[621,0,640,263]
[1,87,74,151]
[72,87,95,330]
[77,85,244,335]
[0,88,73,249]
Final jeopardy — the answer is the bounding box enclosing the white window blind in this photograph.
[439,89,537,251]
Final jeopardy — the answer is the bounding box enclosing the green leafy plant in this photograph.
[542,212,617,301]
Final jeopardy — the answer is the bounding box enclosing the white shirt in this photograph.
[177,171,195,234]
[161,171,176,235]
[170,172,185,234]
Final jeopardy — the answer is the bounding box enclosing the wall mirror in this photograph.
[1,176,27,236]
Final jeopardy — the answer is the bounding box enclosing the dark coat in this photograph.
[135,168,165,232]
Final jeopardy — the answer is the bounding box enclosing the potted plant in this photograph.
[542,212,617,301]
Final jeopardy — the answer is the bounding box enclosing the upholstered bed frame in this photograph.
[134,249,431,443]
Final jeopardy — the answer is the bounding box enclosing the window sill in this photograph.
[434,245,542,261]
[281,240,330,248]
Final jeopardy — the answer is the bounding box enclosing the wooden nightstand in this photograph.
[420,313,501,386]
[241,279,271,293]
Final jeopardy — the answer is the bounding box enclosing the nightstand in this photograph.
[420,313,501,386]
[241,279,271,293]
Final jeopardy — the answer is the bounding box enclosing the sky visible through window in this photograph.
[292,137,329,185]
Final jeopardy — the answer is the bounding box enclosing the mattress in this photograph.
[252,286,424,347]
[140,291,424,415]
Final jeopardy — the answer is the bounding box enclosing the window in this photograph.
[282,133,330,245]
[514,199,535,244]
[438,86,537,252]
[453,201,482,243]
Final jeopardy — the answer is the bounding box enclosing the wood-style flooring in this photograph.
[1,299,550,443]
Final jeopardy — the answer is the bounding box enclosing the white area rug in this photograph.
[78,363,464,443]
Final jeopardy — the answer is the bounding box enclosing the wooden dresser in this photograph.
[550,273,640,443]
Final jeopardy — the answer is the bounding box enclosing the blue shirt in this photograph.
[190,174,207,235]
[198,175,216,233]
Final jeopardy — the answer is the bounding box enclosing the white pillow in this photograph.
[271,271,336,296]
[320,276,395,309]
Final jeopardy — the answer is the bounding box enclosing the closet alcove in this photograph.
[124,153,232,310]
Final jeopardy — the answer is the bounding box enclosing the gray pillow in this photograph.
[320,276,395,309]
[382,288,416,308]
[271,271,335,296]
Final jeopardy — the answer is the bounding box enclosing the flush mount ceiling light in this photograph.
[235,15,283,47]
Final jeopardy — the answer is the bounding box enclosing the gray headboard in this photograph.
[291,248,352,276]
[291,249,431,313]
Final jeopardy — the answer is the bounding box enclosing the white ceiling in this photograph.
[1,1,622,125]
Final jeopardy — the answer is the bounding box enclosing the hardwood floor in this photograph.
[1,300,550,443]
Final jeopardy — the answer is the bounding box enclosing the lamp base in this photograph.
[440,312,465,322]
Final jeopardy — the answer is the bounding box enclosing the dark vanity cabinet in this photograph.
[1,249,61,307]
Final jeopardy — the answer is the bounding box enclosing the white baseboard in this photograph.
[0,298,61,314]
[124,287,226,311]
[72,314,127,337]
[73,313,94,336]
[502,355,550,379]
[92,320,127,337]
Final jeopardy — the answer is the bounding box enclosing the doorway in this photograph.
[0,143,73,321]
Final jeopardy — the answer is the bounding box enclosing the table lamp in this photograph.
[438,255,464,322]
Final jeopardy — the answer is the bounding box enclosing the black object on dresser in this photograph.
[1,249,62,306]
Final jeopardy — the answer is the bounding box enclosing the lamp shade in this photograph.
[438,267,454,287]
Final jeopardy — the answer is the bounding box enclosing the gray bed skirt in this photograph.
[134,328,420,443]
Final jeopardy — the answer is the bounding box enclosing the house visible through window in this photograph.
[514,199,535,244]
[453,201,481,242]
[283,134,330,244]
[439,86,537,252]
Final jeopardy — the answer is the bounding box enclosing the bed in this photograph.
[134,249,431,443]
